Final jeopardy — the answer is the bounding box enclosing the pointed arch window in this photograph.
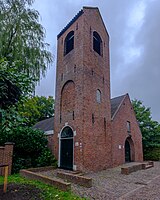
[64,31,74,55]
[96,89,101,103]
[93,31,102,56]
[127,121,131,133]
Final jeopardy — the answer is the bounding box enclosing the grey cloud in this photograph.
[120,0,160,122]
[34,0,160,122]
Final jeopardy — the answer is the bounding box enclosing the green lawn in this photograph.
[0,174,85,200]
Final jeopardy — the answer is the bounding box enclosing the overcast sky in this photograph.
[33,0,160,122]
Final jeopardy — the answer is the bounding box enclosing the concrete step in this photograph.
[142,161,154,170]
[56,171,92,187]
[145,164,153,169]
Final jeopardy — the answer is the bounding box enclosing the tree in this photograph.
[0,125,56,173]
[0,59,36,109]
[132,99,160,160]
[0,104,56,173]
[0,0,53,88]
[0,1,55,171]
[18,96,54,126]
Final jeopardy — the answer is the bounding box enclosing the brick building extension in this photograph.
[53,7,143,172]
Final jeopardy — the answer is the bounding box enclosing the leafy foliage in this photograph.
[0,0,55,173]
[0,59,36,109]
[0,125,56,173]
[18,96,54,126]
[0,0,53,109]
[144,148,160,161]
[0,106,56,173]
[132,99,160,160]
[0,0,53,81]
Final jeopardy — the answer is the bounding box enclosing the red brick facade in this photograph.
[53,7,143,172]
[46,133,54,155]
[111,94,143,166]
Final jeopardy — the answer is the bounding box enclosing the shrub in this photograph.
[144,148,160,161]
[0,126,56,173]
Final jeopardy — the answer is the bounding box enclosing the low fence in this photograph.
[0,143,14,175]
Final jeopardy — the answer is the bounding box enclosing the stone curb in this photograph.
[20,169,71,191]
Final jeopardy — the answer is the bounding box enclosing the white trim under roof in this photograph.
[44,130,54,135]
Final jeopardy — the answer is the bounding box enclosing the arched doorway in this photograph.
[60,126,73,170]
[125,137,135,162]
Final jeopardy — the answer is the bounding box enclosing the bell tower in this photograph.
[54,7,112,172]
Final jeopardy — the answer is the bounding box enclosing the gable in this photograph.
[111,94,126,119]
[57,7,109,39]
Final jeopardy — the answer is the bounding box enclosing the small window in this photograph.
[96,89,101,103]
[64,31,74,55]
[91,69,94,75]
[92,114,95,124]
[127,121,131,133]
[60,114,62,123]
[93,31,102,55]
[76,23,78,30]
[104,117,106,129]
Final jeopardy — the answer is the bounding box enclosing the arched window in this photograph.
[60,80,75,121]
[61,126,73,138]
[64,31,74,55]
[61,80,75,113]
[96,89,101,103]
[127,121,131,133]
[93,31,102,56]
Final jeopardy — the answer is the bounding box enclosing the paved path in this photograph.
[39,162,160,200]
[71,162,160,200]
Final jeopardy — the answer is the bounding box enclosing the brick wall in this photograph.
[46,133,54,154]
[0,142,14,175]
[54,7,112,172]
[111,94,143,167]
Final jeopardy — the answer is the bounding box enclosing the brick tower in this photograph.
[54,7,112,172]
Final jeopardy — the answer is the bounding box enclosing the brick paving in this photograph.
[38,162,160,200]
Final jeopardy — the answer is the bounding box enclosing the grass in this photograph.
[0,174,85,200]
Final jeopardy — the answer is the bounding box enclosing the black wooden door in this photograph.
[60,138,73,170]
[125,140,131,162]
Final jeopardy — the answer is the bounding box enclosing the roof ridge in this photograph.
[111,93,127,100]
[57,9,84,39]
[83,6,98,10]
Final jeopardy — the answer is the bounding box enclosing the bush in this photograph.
[0,126,57,173]
[35,149,57,167]
[144,148,160,161]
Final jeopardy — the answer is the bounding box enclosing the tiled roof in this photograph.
[33,117,54,132]
[33,94,127,131]
[111,94,126,118]
[57,9,84,39]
